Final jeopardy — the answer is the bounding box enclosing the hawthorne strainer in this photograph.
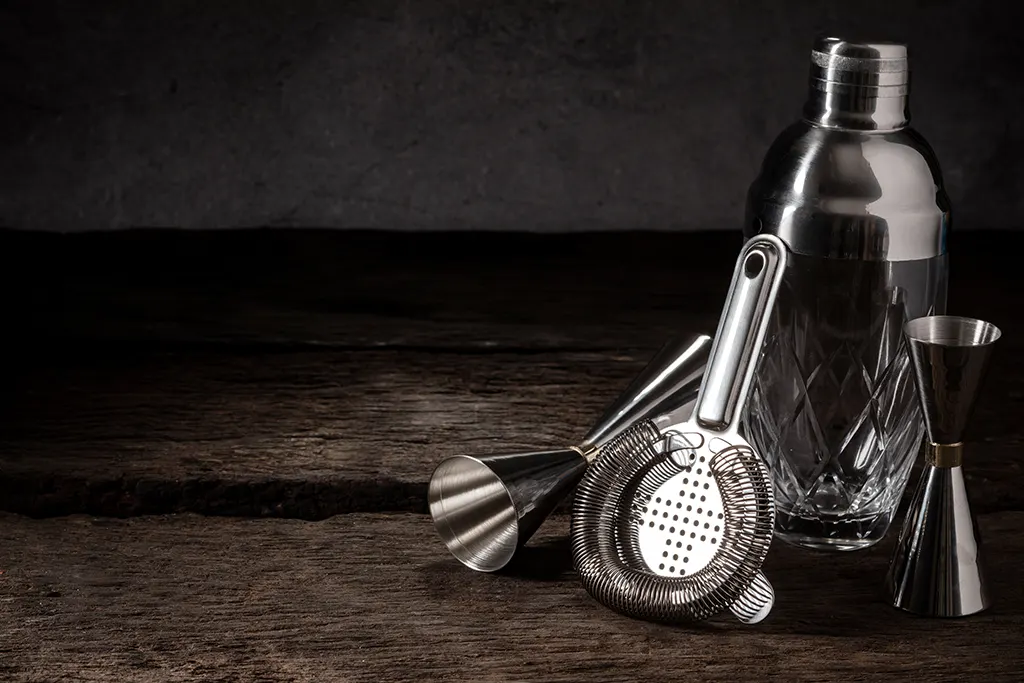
[571,234,786,624]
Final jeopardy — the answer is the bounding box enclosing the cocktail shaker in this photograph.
[743,37,949,550]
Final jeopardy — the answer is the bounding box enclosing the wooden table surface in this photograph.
[1,228,1022,682]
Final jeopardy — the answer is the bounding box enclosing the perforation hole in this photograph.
[636,454,727,577]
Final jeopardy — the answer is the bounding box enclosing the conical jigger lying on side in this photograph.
[887,315,1002,617]
[427,333,712,572]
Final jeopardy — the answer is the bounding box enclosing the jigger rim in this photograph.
[428,454,520,573]
[905,315,1001,348]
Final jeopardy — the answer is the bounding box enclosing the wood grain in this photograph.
[2,512,1022,683]
[2,230,1021,681]
[2,229,1020,350]
[2,343,1021,518]
[2,229,1023,517]
[0,348,644,516]
[0,229,732,350]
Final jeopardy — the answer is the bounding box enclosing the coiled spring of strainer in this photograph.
[570,420,775,623]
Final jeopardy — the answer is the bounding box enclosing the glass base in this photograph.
[773,508,893,552]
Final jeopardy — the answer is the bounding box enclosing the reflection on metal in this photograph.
[887,315,1001,617]
[427,334,712,572]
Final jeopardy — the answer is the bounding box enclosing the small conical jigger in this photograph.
[428,333,712,572]
[886,315,1002,617]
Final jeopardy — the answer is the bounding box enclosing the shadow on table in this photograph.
[418,536,574,584]
[414,519,1023,637]
[754,534,1024,637]
[500,537,574,581]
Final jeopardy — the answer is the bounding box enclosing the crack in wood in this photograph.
[1,230,1021,521]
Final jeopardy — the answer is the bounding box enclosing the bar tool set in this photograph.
[425,36,1006,625]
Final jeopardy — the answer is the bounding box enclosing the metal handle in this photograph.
[694,234,788,432]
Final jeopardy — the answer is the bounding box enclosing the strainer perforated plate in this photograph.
[571,421,775,624]
[633,434,725,577]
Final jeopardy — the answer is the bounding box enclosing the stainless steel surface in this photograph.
[429,449,588,572]
[743,36,950,551]
[887,465,989,617]
[428,333,711,572]
[585,334,713,447]
[729,570,776,625]
[746,38,948,262]
[572,421,776,624]
[905,315,1002,444]
[745,130,948,261]
[696,236,786,430]
[886,315,1001,617]
[571,235,785,624]
[806,37,910,132]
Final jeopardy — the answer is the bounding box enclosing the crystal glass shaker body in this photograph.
[743,38,949,551]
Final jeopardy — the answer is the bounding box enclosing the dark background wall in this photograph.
[1,0,1021,232]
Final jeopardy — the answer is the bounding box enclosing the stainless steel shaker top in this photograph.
[745,37,950,262]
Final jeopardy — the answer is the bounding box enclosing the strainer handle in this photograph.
[694,234,787,432]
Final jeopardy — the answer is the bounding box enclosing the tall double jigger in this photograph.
[887,315,1002,617]
[428,333,712,572]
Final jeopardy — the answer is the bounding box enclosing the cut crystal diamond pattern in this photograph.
[742,254,944,548]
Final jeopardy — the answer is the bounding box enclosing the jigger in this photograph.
[428,333,712,572]
[887,315,1002,617]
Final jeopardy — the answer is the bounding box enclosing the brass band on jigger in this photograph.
[925,442,963,468]
[570,443,600,464]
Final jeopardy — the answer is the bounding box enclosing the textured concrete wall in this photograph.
[1,0,1021,232]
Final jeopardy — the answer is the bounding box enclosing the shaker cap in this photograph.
[810,37,909,91]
